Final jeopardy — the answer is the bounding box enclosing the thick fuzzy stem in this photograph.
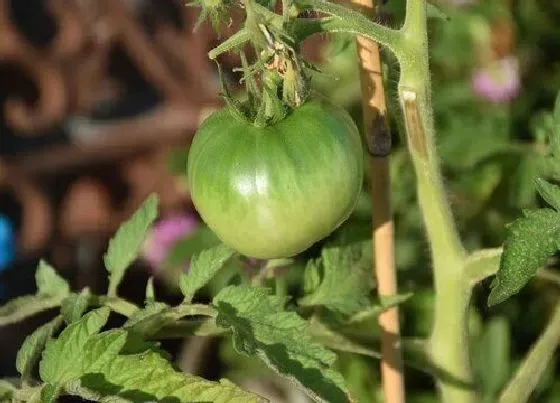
[398,1,475,402]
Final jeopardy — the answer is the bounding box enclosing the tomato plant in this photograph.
[2,1,560,403]
[188,99,363,259]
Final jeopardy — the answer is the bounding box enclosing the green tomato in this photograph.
[187,99,363,259]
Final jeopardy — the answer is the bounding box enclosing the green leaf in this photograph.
[16,316,63,381]
[535,177,560,211]
[81,330,128,373]
[488,209,560,306]
[213,285,351,403]
[64,380,130,402]
[40,383,60,403]
[35,260,70,297]
[124,302,168,328]
[78,343,266,402]
[348,293,413,324]
[61,289,91,324]
[123,302,173,336]
[180,244,235,301]
[104,194,158,295]
[0,295,64,326]
[299,242,371,315]
[40,307,111,384]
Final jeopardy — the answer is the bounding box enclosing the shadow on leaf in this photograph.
[215,300,351,403]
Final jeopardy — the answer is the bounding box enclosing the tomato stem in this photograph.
[275,275,288,298]
[208,28,251,60]
[398,2,476,402]
[291,0,401,55]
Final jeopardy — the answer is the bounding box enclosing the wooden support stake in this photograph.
[351,1,406,401]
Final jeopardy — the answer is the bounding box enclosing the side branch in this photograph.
[464,247,560,288]
[498,302,560,403]
[208,29,251,60]
[292,0,401,53]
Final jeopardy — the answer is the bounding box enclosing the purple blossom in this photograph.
[142,213,199,271]
[472,56,521,103]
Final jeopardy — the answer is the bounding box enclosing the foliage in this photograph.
[2,0,560,402]
[490,94,560,305]
[0,195,406,402]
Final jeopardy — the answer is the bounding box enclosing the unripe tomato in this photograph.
[188,99,363,259]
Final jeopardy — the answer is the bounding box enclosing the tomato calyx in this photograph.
[220,29,311,127]
[202,0,316,128]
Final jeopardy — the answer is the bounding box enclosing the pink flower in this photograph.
[142,213,199,271]
[472,56,521,103]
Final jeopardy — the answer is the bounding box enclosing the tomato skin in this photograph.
[188,99,363,259]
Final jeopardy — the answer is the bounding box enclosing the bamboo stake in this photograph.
[350,1,406,401]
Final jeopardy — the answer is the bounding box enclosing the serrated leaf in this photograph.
[82,330,128,373]
[535,178,560,211]
[0,295,63,326]
[123,302,172,336]
[35,260,70,297]
[348,293,413,324]
[299,242,371,316]
[61,289,91,324]
[40,307,111,384]
[488,209,560,306]
[40,383,60,403]
[213,285,351,403]
[180,244,235,301]
[79,344,266,402]
[64,379,131,403]
[16,316,63,381]
[104,194,158,294]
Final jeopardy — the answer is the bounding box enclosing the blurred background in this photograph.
[0,0,559,402]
